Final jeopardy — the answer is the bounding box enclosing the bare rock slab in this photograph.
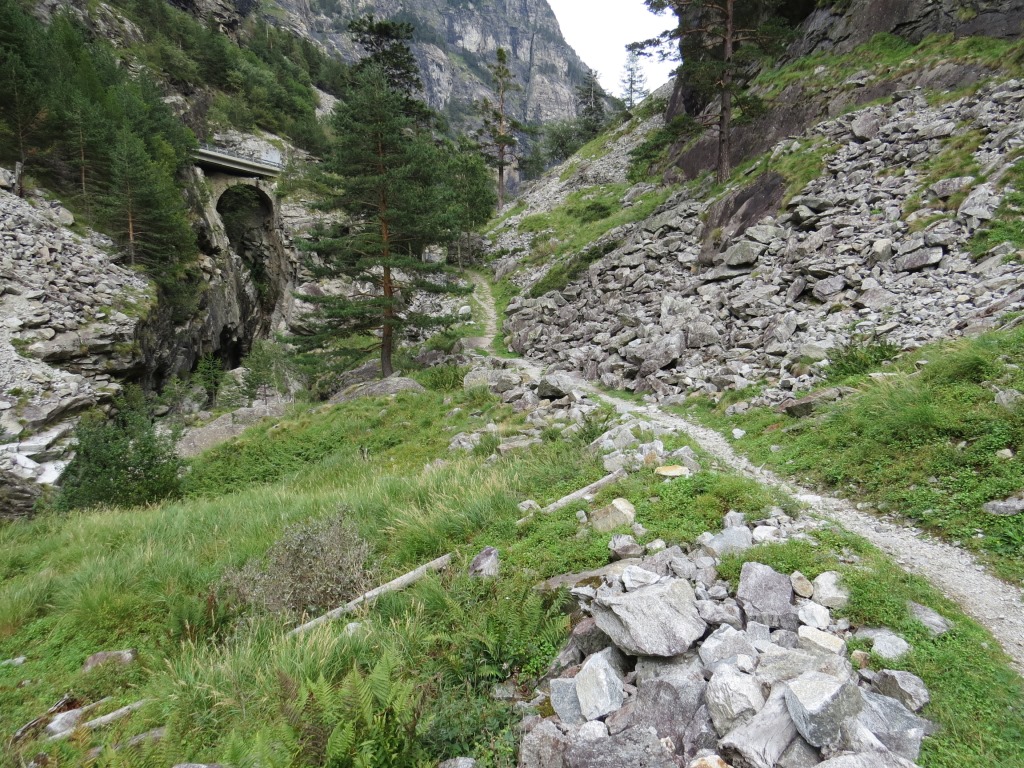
[592,579,707,657]
[906,601,950,637]
[785,671,862,748]
[737,562,799,631]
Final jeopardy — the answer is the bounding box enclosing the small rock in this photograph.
[737,562,799,631]
[591,497,637,533]
[791,572,814,599]
[811,572,848,609]
[706,666,767,735]
[797,602,830,630]
[82,649,137,673]
[621,565,661,591]
[468,546,500,578]
[732,428,746,440]
[856,628,910,660]
[549,678,585,726]
[797,626,846,656]
[609,533,644,559]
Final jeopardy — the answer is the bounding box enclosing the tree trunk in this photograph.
[497,162,505,210]
[381,264,394,377]
[717,0,735,185]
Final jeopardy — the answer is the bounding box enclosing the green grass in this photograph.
[517,183,672,262]
[753,33,1023,102]
[490,277,521,356]
[683,325,1024,584]
[719,529,1024,766]
[2,372,1023,765]
[3,388,754,766]
[970,159,1024,258]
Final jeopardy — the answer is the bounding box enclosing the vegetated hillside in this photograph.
[2,357,1024,767]
[491,32,1024,399]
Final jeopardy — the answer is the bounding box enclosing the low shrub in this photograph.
[220,514,373,620]
[56,385,182,510]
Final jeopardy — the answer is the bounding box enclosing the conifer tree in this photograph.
[475,47,526,210]
[576,69,607,140]
[620,50,649,110]
[297,67,464,378]
[638,0,790,182]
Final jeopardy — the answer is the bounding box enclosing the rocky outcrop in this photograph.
[266,0,590,126]
[499,78,1024,399]
[791,0,1024,59]
[0,189,153,508]
[521,502,936,768]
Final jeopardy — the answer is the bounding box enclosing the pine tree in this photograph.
[576,69,607,140]
[619,50,649,110]
[436,139,497,266]
[296,67,463,379]
[347,14,430,123]
[475,47,526,211]
[640,0,790,183]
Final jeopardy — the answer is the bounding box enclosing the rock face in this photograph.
[790,0,1024,59]
[267,0,590,127]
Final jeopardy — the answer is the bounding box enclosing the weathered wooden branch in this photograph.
[12,694,76,744]
[543,468,627,514]
[45,700,149,742]
[288,553,453,637]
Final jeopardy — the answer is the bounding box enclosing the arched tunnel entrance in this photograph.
[214,184,283,367]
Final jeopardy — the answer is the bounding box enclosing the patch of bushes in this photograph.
[56,386,182,510]
[825,334,902,380]
[528,239,621,298]
[220,515,373,620]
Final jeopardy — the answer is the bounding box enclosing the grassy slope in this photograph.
[0,372,1021,766]
[682,324,1024,585]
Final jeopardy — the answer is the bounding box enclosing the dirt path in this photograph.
[461,273,499,353]
[481,278,1024,675]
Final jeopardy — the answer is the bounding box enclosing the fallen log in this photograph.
[46,700,150,742]
[288,553,452,637]
[543,468,627,515]
[12,693,76,744]
[86,726,166,760]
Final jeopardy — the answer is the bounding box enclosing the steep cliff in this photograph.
[268,0,590,124]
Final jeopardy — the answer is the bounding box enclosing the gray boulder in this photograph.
[698,625,757,667]
[737,562,799,631]
[857,690,929,761]
[621,667,710,756]
[719,240,764,268]
[549,678,585,726]
[720,686,799,768]
[785,671,863,749]
[591,579,707,657]
[537,373,576,400]
[706,666,767,735]
[811,572,848,609]
[855,628,910,660]
[565,726,677,768]
[519,720,570,768]
[872,670,929,713]
[609,533,644,559]
[575,649,625,721]
[592,498,636,533]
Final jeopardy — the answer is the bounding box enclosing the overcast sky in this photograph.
[546,0,678,97]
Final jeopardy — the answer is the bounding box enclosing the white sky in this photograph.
[546,0,678,98]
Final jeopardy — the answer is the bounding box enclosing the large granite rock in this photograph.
[591,579,707,657]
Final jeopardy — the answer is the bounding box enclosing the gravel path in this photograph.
[486,284,1024,675]
[462,273,499,353]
